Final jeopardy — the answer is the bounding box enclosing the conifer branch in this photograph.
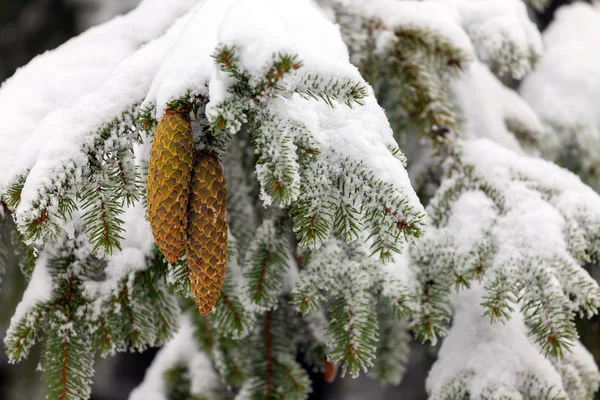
[80,183,125,256]
[393,26,468,75]
[12,106,141,251]
[368,304,411,386]
[327,294,378,378]
[244,219,290,310]
[2,175,26,211]
[5,303,51,363]
[294,74,367,108]
[211,268,256,340]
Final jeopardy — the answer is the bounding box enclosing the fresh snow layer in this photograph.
[6,254,53,331]
[67,0,141,27]
[461,139,600,216]
[0,0,198,191]
[279,93,422,213]
[12,5,197,223]
[452,61,546,153]
[427,286,566,398]
[129,316,219,400]
[521,3,600,138]
[456,139,600,267]
[219,0,358,81]
[331,0,474,55]
[435,0,542,77]
[146,0,361,117]
[330,0,541,78]
[143,0,235,117]
[415,137,600,352]
[435,190,496,255]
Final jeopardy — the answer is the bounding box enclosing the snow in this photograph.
[0,0,197,192]
[413,136,600,365]
[452,61,547,153]
[495,188,564,259]
[219,0,357,79]
[448,138,600,289]
[129,316,219,400]
[559,341,600,397]
[435,0,542,78]
[11,7,196,229]
[520,2,600,171]
[143,0,237,118]
[380,251,414,290]
[427,285,567,398]
[3,0,599,397]
[328,0,541,78]
[146,0,362,117]
[330,0,474,56]
[10,0,423,242]
[460,139,600,218]
[455,141,600,306]
[278,93,422,214]
[424,190,496,258]
[67,0,141,27]
[5,253,53,334]
[521,2,600,130]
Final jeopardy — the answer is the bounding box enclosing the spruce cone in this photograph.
[147,109,193,263]
[186,151,228,316]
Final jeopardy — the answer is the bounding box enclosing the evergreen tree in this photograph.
[0,0,599,399]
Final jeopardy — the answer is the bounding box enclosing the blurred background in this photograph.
[0,0,594,399]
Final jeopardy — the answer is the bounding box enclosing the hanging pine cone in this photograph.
[146,108,193,263]
[186,151,228,316]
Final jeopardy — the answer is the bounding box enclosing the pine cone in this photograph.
[186,151,228,316]
[147,109,193,263]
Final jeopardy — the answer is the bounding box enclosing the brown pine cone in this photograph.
[186,151,228,316]
[146,109,193,263]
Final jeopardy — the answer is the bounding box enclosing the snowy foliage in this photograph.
[0,0,599,399]
[521,2,600,189]
[411,139,600,354]
[129,316,224,400]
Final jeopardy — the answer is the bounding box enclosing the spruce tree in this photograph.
[1,0,600,399]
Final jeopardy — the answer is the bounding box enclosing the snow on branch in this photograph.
[327,0,471,141]
[4,5,197,253]
[129,316,224,400]
[0,0,197,191]
[411,138,600,356]
[438,0,543,78]
[452,61,550,153]
[521,3,600,188]
[3,0,595,398]
[5,0,425,262]
[427,286,571,399]
[293,239,415,377]
[428,286,600,399]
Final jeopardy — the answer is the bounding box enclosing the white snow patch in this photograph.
[427,285,566,398]
[0,0,197,192]
[521,2,600,130]
[12,6,196,224]
[452,62,546,153]
[7,254,53,328]
[129,316,218,400]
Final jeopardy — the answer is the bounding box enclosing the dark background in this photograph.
[0,1,588,399]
